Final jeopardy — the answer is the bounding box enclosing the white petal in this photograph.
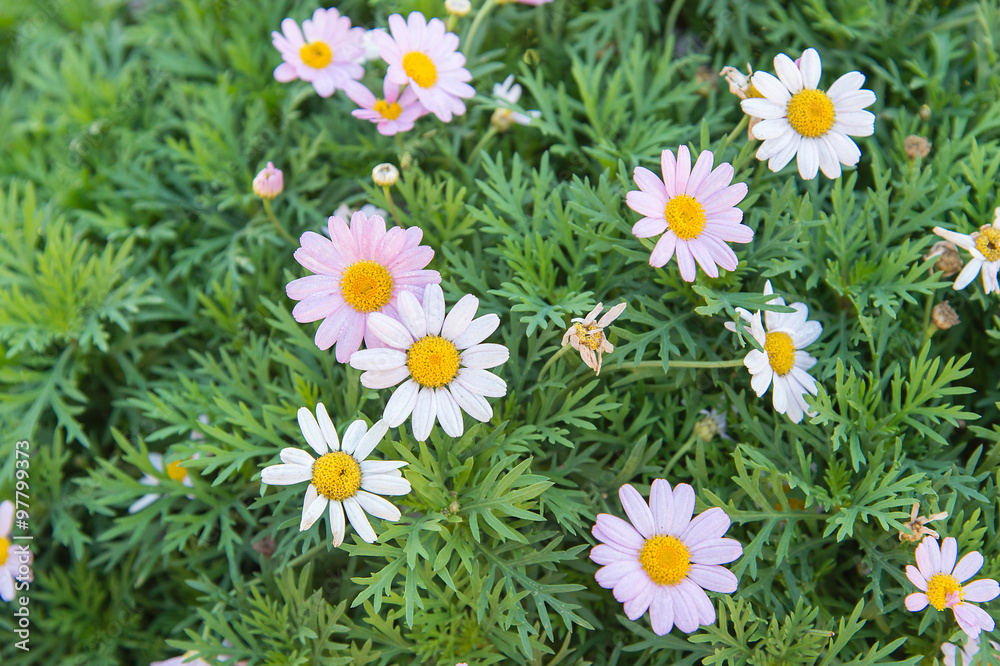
[360,460,407,475]
[300,494,329,531]
[350,348,408,371]
[298,407,329,456]
[315,403,340,452]
[261,464,313,486]
[340,420,369,455]
[361,366,412,389]
[442,294,479,339]
[448,380,493,422]
[302,484,318,515]
[412,388,437,441]
[799,48,822,89]
[362,473,412,495]
[460,343,510,369]
[344,496,378,543]
[396,290,427,339]
[452,314,500,349]
[455,368,507,398]
[352,419,390,461]
[365,311,415,349]
[774,53,803,93]
[751,71,791,103]
[423,284,446,336]
[355,490,402,521]
[384,379,420,427]
[435,388,464,436]
[329,500,346,547]
[954,259,982,291]
[280,448,315,467]
[128,494,161,514]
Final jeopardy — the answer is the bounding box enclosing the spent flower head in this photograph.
[933,212,1000,295]
[561,302,627,375]
[925,240,964,278]
[899,502,948,543]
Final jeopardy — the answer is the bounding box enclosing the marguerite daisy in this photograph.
[741,48,876,179]
[286,210,441,363]
[260,405,410,547]
[626,146,752,282]
[272,8,365,98]
[491,75,541,132]
[590,481,743,635]
[0,501,31,602]
[905,536,1000,639]
[725,281,822,424]
[933,212,1000,295]
[128,452,197,514]
[349,284,509,442]
[346,78,427,136]
[942,637,1000,666]
[372,12,475,122]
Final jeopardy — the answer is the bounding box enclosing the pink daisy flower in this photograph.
[372,12,475,123]
[625,146,752,282]
[345,79,427,136]
[590,481,743,635]
[272,8,365,98]
[286,211,441,363]
[905,536,1000,640]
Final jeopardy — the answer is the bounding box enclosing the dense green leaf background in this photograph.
[1,0,999,663]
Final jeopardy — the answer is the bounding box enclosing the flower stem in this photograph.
[662,434,698,478]
[464,0,498,54]
[263,199,297,245]
[616,359,746,371]
[537,344,571,382]
[382,185,402,226]
[466,126,498,167]
[723,115,749,150]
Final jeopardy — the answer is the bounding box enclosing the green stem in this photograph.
[382,185,402,226]
[263,199,297,245]
[722,115,749,150]
[536,345,571,382]
[662,434,698,478]
[287,543,326,568]
[446,14,459,32]
[466,126,498,167]
[615,359,746,371]
[464,0,498,55]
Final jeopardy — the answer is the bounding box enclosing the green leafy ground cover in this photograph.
[1,0,999,663]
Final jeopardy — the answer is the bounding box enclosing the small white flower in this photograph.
[353,29,383,65]
[740,48,876,179]
[491,75,541,132]
[350,284,510,442]
[933,213,1000,295]
[696,407,733,442]
[128,452,197,514]
[260,405,410,547]
[725,281,822,424]
[332,203,388,225]
[0,501,32,602]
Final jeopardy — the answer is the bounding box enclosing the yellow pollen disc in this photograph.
[299,41,333,69]
[639,535,691,587]
[166,460,188,482]
[407,335,461,388]
[926,573,962,611]
[374,99,404,120]
[573,322,604,351]
[0,537,8,565]
[746,83,763,98]
[975,226,1000,262]
[340,260,394,313]
[402,52,438,88]
[786,88,836,138]
[764,331,796,375]
[311,451,362,501]
[664,194,707,241]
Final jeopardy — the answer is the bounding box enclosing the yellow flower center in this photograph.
[374,99,404,120]
[402,52,438,88]
[311,451,362,501]
[340,260,394,313]
[926,573,962,611]
[0,537,8,565]
[764,331,796,375]
[975,226,1000,262]
[664,194,707,240]
[299,41,333,69]
[166,460,188,483]
[639,535,691,587]
[573,322,604,350]
[407,335,461,388]
[746,83,763,98]
[786,88,836,138]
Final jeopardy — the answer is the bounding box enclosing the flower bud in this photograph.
[372,163,399,187]
[445,0,471,16]
[252,162,283,200]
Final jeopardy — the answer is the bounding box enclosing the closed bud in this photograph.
[252,162,283,200]
[372,163,399,187]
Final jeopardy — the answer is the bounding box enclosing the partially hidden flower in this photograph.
[942,637,1000,666]
[128,452,198,514]
[725,280,822,424]
[720,64,763,139]
[741,48,876,179]
[152,653,247,666]
[899,502,948,543]
[272,8,365,97]
[372,12,475,122]
[626,146,752,282]
[0,501,31,602]
[590,481,743,635]
[933,213,1000,295]
[695,407,733,442]
[925,240,964,278]
[491,75,541,132]
[349,283,510,442]
[286,210,440,362]
[347,79,427,136]
[905,536,1000,640]
[561,302,627,375]
[260,405,410,547]
[332,203,387,228]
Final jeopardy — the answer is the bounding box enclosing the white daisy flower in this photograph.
[740,48,876,179]
[725,281,822,424]
[0,501,32,602]
[349,283,510,442]
[260,404,410,547]
[933,212,1000,295]
[128,452,197,514]
[491,75,541,132]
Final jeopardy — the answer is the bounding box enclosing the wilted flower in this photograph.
[252,162,283,200]
[899,502,948,543]
[491,75,541,132]
[904,135,932,160]
[626,146,752,282]
[590,481,743,635]
[931,301,960,331]
[925,240,964,278]
[0,501,31,602]
[372,12,475,122]
[720,64,763,139]
[271,8,365,97]
[260,405,410,547]
[741,48,876,179]
[561,302,627,375]
[373,163,400,187]
[905,536,1000,640]
[725,281,822,424]
[350,284,509,442]
[933,213,1000,295]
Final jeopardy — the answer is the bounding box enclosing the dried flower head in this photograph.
[904,134,932,160]
[931,301,960,331]
[899,502,948,542]
[925,240,964,277]
[561,302,627,375]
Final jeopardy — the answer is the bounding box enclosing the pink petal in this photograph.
[953,602,994,638]
[905,565,927,591]
[962,579,1000,603]
[591,543,635,566]
[916,536,942,578]
[649,587,675,635]
[593,514,644,552]
[649,479,674,535]
[953,551,985,583]
[633,166,668,199]
[595,559,642,588]
[674,145,692,194]
[687,564,738,593]
[904,592,929,612]
[688,538,743,565]
[681,507,731,548]
[668,483,695,535]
